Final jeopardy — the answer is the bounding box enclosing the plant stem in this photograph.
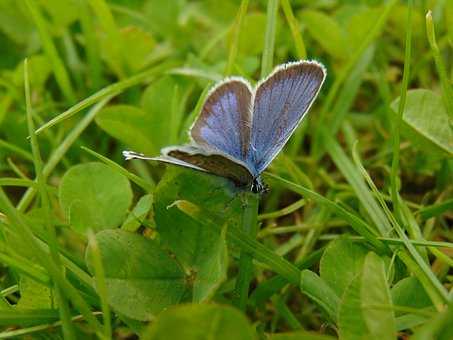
[233,191,260,311]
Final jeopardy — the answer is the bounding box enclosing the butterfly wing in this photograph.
[248,61,326,174]
[190,78,253,167]
[123,146,253,186]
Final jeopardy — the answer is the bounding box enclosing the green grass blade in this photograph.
[324,134,392,235]
[224,0,249,75]
[352,145,449,308]
[312,0,397,158]
[35,61,176,135]
[233,192,259,311]
[264,173,386,252]
[18,96,114,212]
[391,0,412,221]
[24,59,76,339]
[425,11,453,121]
[261,0,279,78]
[0,189,103,335]
[81,146,154,192]
[281,0,306,59]
[25,0,76,103]
[87,231,112,339]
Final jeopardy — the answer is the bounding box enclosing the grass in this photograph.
[0,0,452,339]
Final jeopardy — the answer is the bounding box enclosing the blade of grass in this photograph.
[25,0,75,103]
[264,172,387,252]
[417,199,453,219]
[18,96,114,212]
[425,10,453,121]
[258,198,305,221]
[87,231,112,339]
[312,0,397,158]
[324,133,392,235]
[351,144,449,308]
[174,200,301,286]
[233,192,260,311]
[25,59,76,339]
[224,0,249,75]
[0,139,33,161]
[81,146,154,192]
[0,312,103,339]
[0,189,103,335]
[261,0,279,78]
[0,178,36,187]
[281,0,306,59]
[318,235,453,249]
[35,61,176,135]
[391,0,412,221]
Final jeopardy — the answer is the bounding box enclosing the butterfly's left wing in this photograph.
[190,78,253,168]
[123,145,253,186]
[248,61,326,174]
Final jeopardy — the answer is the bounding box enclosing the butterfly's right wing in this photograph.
[123,145,253,186]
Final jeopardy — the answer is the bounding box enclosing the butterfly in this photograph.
[123,60,326,193]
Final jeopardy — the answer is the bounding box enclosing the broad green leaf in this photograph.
[390,89,453,157]
[95,105,156,155]
[338,252,396,340]
[141,76,183,153]
[121,194,153,232]
[320,237,368,298]
[86,229,186,321]
[299,10,347,59]
[17,276,54,309]
[142,304,255,340]
[391,276,433,314]
[59,162,132,233]
[154,167,241,302]
[120,26,156,72]
[300,269,339,323]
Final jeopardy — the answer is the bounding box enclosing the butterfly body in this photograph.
[124,60,326,193]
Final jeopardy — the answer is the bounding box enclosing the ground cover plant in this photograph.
[0,0,452,339]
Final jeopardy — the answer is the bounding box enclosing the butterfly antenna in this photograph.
[122,150,153,161]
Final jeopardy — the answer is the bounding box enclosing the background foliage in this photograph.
[0,0,452,339]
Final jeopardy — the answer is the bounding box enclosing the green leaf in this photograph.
[320,237,368,298]
[300,10,347,59]
[338,252,396,340]
[230,13,267,56]
[121,194,153,232]
[17,276,54,309]
[154,167,241,302]
[391,276,433,314]
[390,89,453,157]
[120,26,156,72]
[142,304,255,340]
[86,229,186,321]
[59,162,132,233]
[300,269,339,323]
[95,104,156,155]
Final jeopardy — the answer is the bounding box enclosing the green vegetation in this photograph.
[0,0,452,339]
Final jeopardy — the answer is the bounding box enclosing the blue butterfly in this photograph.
[124,60,326,193]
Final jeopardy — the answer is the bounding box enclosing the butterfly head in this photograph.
[251,176,268,194]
